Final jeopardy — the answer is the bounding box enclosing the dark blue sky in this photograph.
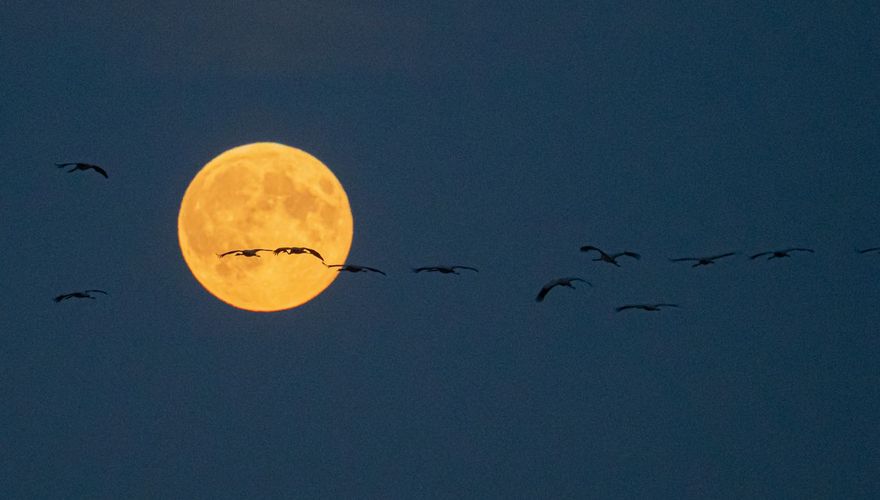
[3,1,879,497]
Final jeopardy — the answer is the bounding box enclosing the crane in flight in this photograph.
[412,266,479,274]
[326,264,386,275]
[749,248,814,260]
[55,162,108,178]
[535,277,591,302]
[273,246,324,262]
[615,303,678,313]
[54,290,108,302]
[580,245,640,267]
[217,248,273,258]
[669,252,736,267]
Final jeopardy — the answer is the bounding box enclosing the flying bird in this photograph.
[857,247,880,255]
[217,248,273,258]
[669,252,737,267]
[412,266,479,274]
[55,162,108,178]
[749,248,814,260]
[326,264,386,275]
[580,245,640,267]
[273,246,324,262]
[535,277,591,302]
[54,289,108,302]
[615,303,678,312]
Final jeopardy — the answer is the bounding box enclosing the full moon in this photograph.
[178,143,353,312]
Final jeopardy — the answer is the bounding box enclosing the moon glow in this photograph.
[178,143,353,312]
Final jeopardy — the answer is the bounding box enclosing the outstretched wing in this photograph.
[217,250,241,258]
[303,248,324,261]
[412,267,434,273]
[708,252,736,260]
[857,247,880,254]
[615,305,640,312]
[669,257,700,262]
[273,247,290,255]
[89,165,109,178]
[579,245,605,255]
[55,162,78,168]
[84,289,108,295]
[363,266,386,275]
[614,251,640,260]
[784,248,814,254]
[750,251,771,260]
[452,266,479,272]
[656,303,679,308]
[535,283,556,302]
[53,293,71,302]
[565,277,592,286]
[325,264,344,269]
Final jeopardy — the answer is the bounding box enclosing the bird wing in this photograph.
[53,294,70,302]
[364,267,386,275]
[255,249,273,253]
[615,305,639,312]
[217,250,241,258]
[669,257,699,262]
[535,284,555,302]
[579,245,605,256]
[784,248,814,253]
[84,289,108,295]
[750,252,771,259]
[304,248,324,261]
[708,252,736,260]
[272,247,290,255]
[412,267,434,273]
[566,278,592,286]
[615,251,640,259]
[325,264,343,269]
[452,266,479,272]
[656,303,679,308]
[857,247,880,254]
[89,165,109,178]
[55,162,77,168]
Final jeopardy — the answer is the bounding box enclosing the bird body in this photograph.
[56,162,108,178]
[217,248,272,258]
[750,248,814,260]
[615,303,678,312]
[54,289,108,302]
[536,277,591,302]
[412,266,479,274]
[580,245,640,266]
[326,264,386,275]
[273,246,324,261]
[670,252,736,267]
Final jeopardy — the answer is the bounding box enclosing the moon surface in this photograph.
[178,143,353,312]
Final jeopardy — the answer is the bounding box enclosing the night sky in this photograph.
[3,1,880,497]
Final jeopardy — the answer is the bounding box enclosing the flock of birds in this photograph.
[53,161,880,311]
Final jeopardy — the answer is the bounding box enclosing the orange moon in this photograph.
[178,143,353,312]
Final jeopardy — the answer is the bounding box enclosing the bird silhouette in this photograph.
[55,162,108,178]
[857,247,880,255]
[326,264,386,275]
[217,248,273,258]
[535,277,591,302]
[272,246,324,262]
[749,248,814,260]
[54,289,108,302]
[580,245,640,267]
[615,303,678,312]
[412,266,479,274]
[669,252,736,267]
